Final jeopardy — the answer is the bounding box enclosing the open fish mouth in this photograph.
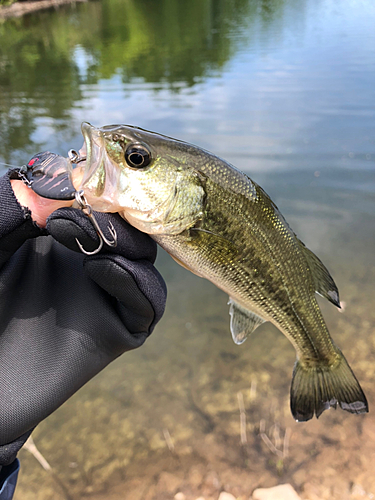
[75,122,106,194]
[73,122,124,212]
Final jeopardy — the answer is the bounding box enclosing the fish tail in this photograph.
[290,348,368,421]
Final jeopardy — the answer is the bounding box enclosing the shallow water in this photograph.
[1,0,375,498]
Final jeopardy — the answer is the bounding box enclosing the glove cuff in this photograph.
[0,429,33,467]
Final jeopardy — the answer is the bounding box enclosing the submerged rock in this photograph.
[174,493,186,500]
[252,484,301,500]
[218,493,237,500]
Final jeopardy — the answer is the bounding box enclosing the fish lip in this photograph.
[78,122,105,189]
[81,121,94,146]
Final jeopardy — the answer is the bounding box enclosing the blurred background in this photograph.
[1,0,375,499]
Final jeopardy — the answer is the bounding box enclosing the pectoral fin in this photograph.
[167,228,238,278]
[189,227,238,257]
[297,238,340,307]
[228,298,265,345]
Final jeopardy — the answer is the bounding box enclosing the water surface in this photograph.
[0,0,374,499]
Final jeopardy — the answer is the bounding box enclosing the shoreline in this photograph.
[0,0,87,19]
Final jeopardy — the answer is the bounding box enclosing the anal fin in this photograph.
[228,297,265,345]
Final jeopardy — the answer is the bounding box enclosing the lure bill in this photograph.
[22,123,368,422]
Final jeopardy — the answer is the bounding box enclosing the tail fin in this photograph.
[290,348,368,422]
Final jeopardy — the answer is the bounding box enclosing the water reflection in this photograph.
[0,0,263,163]
[94,0,254,85]
[1,0,374,180]
[0,9,84,162]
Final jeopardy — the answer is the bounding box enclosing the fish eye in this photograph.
[125,144,151,169]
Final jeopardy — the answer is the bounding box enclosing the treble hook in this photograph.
[74,190,117,255]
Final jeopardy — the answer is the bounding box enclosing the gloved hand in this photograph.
[0,171,166,469]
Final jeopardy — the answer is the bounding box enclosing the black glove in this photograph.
[0,171,166,467]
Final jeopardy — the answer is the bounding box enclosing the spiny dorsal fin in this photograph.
[297,238,340,307]
[228,298,265,345]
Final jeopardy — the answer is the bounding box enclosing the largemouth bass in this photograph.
[31,122,369,422]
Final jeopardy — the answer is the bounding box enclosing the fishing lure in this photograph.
[18,151,116,254]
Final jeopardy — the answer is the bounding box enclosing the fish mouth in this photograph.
[72,122,122,212]
[77,122,106,192]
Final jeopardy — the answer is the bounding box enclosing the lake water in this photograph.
[1,0,375,499]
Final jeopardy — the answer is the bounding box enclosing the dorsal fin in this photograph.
[228,298,265,345]
[297,238,340,307]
